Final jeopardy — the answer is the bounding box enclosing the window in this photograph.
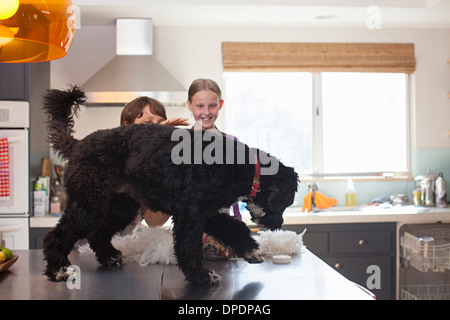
[223,72,409,176]
[223,72,313,173]
[321,72,408,174]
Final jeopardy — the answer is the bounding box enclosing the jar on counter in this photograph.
[50,196,61,214]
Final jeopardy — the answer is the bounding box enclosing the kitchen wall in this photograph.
[50,25,450,206]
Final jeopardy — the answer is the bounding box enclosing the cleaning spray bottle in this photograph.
[436,172,447,208]
[345,178,356,207]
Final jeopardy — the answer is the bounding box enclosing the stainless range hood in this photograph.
[82,19,186,106]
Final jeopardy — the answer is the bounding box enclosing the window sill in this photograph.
[298,175,414,183]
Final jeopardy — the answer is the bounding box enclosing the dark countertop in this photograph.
[0,249,373,300]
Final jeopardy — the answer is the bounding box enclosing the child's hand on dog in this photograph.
[161,118,190,127]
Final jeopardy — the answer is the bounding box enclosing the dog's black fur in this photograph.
[42,86,299,285]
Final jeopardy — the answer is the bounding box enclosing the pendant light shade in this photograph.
[0,0,75,63]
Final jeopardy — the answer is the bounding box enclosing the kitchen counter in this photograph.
[0,249,373,300]
[246,206,450,225]
[31,206,450,229]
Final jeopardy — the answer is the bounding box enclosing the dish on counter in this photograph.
[0,255,18,273]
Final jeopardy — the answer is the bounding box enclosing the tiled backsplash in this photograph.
[293,179,415,207]
[294,148,449,208]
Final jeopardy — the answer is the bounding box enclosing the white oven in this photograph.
[0,101,29,250]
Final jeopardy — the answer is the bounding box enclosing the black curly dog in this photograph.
[42,86,298,285]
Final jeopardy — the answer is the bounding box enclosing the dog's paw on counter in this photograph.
[243,249,264,264]
[187,268,222,286]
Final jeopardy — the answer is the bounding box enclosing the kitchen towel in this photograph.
[0,137,10,201]
[254,229,306,257]
[76,225,177,265]
[302,191,337,212]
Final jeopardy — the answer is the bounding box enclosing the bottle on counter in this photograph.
[33,182,46,217]
[33,179,49,216]
[345,178,356,207]
[435,172,447,208]
[413,188,421,206]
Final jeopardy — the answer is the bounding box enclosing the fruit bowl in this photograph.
[0,255,18,273]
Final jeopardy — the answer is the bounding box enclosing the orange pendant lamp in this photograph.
[0,0,75,63]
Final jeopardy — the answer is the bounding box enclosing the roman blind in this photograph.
[222,42,416,74]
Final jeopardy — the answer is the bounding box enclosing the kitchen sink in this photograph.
[312,206,362,213]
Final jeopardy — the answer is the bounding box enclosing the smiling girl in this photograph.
[187,78,224,133]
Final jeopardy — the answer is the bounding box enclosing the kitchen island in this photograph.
[28,206,449,300]
[0,249,373,300]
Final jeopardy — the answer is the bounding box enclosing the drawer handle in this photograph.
[359,239,366,246]
[335,263,342,269]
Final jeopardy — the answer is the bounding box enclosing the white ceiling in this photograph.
[72,0,450,28]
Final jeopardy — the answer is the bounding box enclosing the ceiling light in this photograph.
[0,0,20,20]
[0,0,75,63]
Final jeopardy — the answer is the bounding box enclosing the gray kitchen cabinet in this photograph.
[0,63,30,100]
[284,222,396,300]
[29,227,50,249]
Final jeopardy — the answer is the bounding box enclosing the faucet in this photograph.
[309,183,319,211]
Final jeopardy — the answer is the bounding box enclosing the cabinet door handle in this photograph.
[359,239,366,246]
[335,263,342,269]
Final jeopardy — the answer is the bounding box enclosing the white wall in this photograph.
[51,25,450,149]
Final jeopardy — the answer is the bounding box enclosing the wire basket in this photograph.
[401,230,450,272]
[401,284,450,300]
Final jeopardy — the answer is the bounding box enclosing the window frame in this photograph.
[223,71,411,177]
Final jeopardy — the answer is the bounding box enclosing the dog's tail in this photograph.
[42,85,87,160]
